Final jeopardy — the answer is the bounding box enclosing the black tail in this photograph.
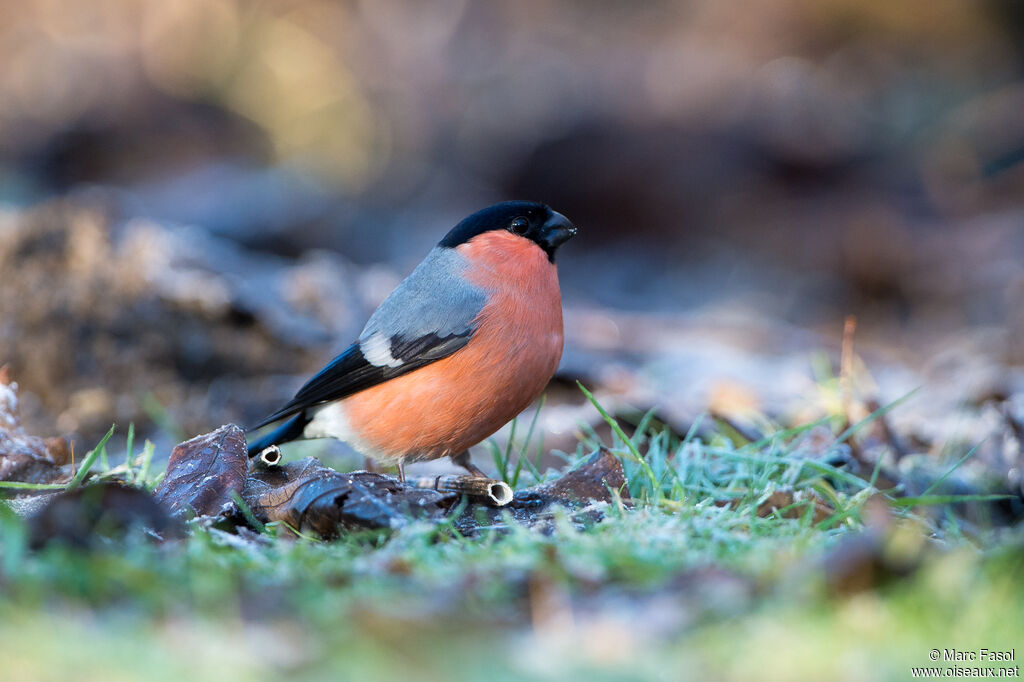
[246,413,310,457]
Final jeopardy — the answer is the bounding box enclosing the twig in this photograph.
[840,314,857,421]
[409,475,513,506]
[254,445,282,467]
[837,315,867,464]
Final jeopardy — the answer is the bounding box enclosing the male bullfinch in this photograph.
[248,201,576,482]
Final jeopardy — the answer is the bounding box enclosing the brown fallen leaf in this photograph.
[28,481,181,549]
[154,424,248,518]
[514,447,627,509]
[756,489,834,524]
[241,457,450,537]
[0,367,71,492]
[152,436,625,538]
[714,488,835,525]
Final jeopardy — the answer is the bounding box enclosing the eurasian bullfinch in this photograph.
[248,201,576,482]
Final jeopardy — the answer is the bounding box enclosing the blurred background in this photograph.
[2,0,1023,474]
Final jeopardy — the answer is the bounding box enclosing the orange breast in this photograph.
[341,231,563,461]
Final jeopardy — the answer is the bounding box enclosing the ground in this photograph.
[2,393,1021,682]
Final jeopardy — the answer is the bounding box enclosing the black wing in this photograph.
[253,245,486,430]
[251,331,472,429]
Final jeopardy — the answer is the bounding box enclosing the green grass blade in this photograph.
[487,440,506,482]
[512,396,546,487]
[700,447,874,491]
[890,494,1013,507]
[138,440,156,488]
[501,417,517,482]
[515,438,544,484]
[0,481,68,490]
[834,388,919,445]
[736,416,832,453]
[521,396,544,451]
[0,503,28,574]
[682,413,706,445]
[124,422,136,484]
[920,442,982,497]
[631,407,658,448]
[578,381,659,494]
[99,436,110,471]
[868,450,885,489]
[230,491,265,534]
[67,425,116,491]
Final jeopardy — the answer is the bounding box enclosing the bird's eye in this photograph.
[509,217,529,234]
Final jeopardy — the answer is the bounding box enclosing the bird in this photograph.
[247,201,577,482]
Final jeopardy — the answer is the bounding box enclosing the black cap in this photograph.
[439,201,577,262]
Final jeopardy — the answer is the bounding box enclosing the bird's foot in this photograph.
[450,450,487,478]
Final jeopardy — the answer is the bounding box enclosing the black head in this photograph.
[438,201,577,262]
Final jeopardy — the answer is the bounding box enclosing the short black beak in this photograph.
[540,211,577,252]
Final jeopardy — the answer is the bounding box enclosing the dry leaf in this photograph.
[154,424,248,518]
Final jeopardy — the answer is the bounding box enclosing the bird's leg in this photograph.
[451,450,487,478]
[396,459,406,484]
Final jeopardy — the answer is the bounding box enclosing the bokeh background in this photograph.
[2,0,1023,473]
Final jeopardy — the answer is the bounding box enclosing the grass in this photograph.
[0,391,1021,682]
[0,422,161,494]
